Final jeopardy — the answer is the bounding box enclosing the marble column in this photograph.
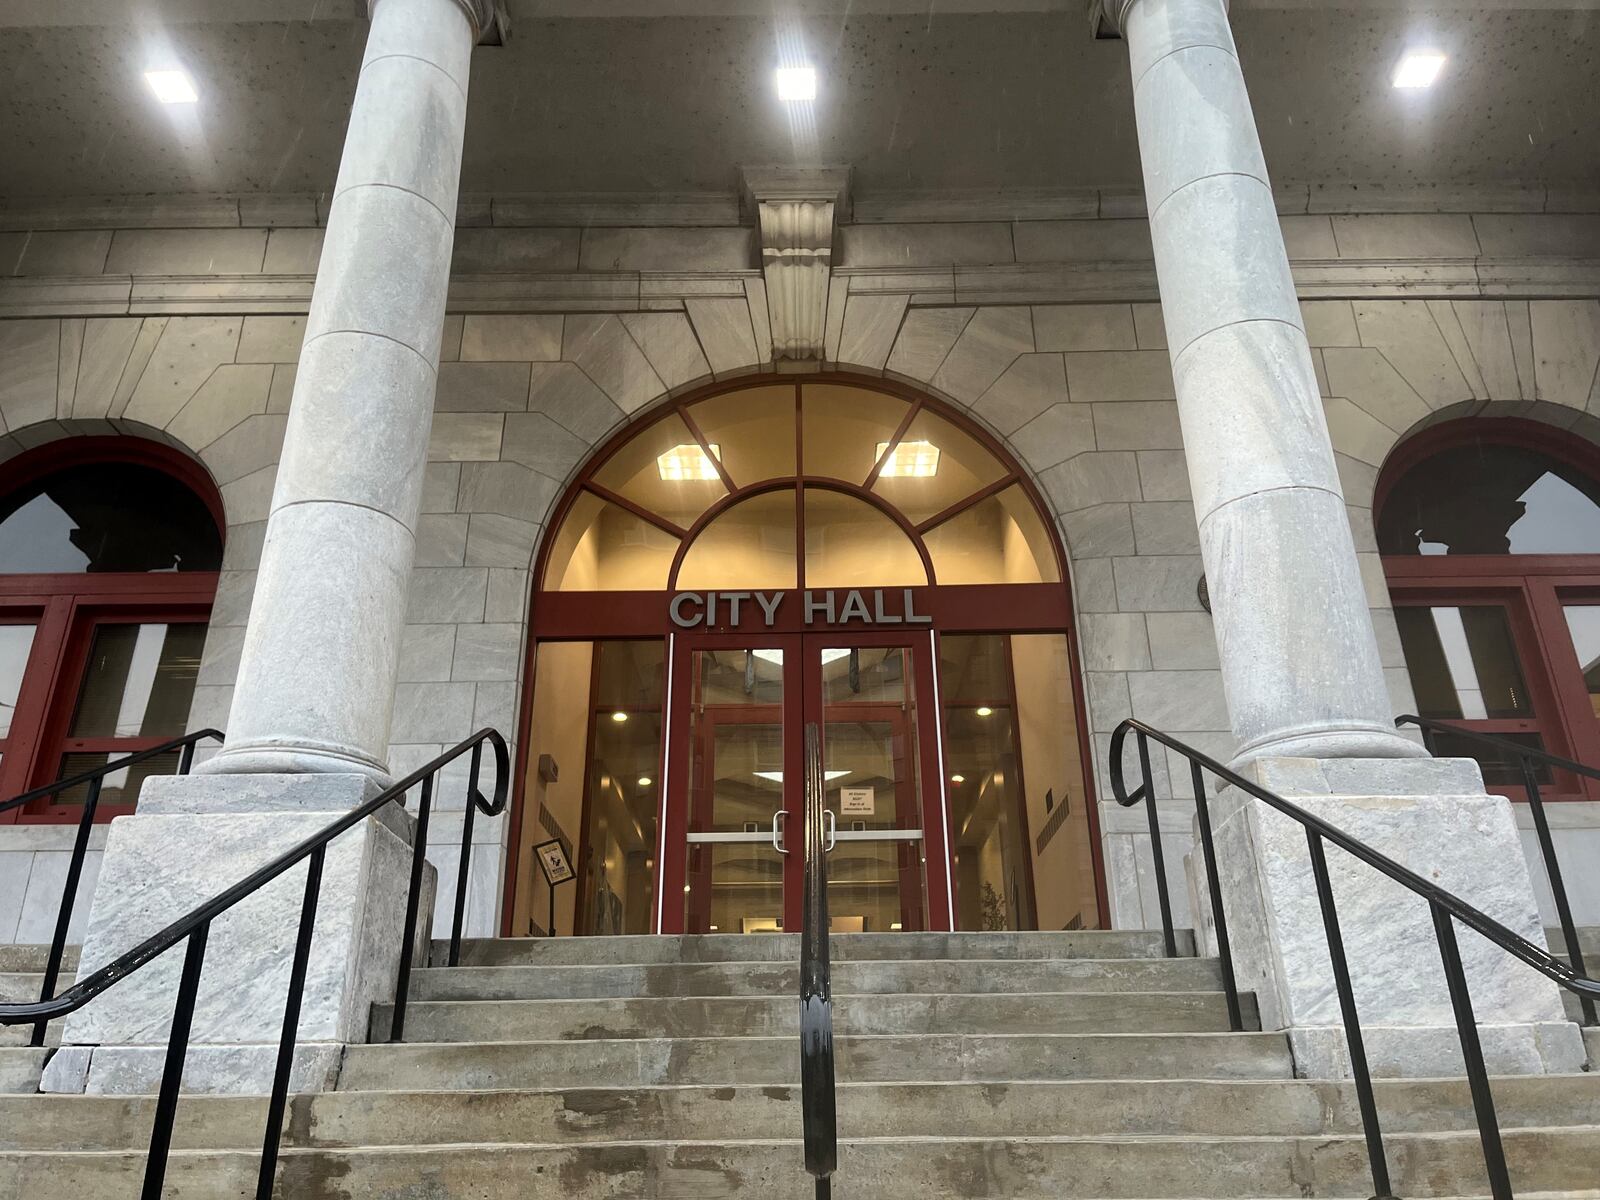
[1093,0,1583,1078]
[1099,0,1419,765]
[204,0,493,782]
[53,0,494,1096]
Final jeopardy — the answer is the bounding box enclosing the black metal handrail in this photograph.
[1112,718,1600,1200]
[0,727,225,1047]
[798,722,837,1199]
[0,727,510,1200]
[1396,713,1595,1025]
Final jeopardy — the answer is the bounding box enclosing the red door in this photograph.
[660,630,952,934]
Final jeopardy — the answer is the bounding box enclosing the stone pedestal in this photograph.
[51,774,432,1095]
[1207,756,1585,1078]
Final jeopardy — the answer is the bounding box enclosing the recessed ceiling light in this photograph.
[775,65,817,102]
[637,776,653,787]
[876,440,940,478]
[145,69,198,105]
[1393,52,1446,89]
[657,443,721,481]
[950,774,966,784]
[975,706,994,717]
[611,711,629,723]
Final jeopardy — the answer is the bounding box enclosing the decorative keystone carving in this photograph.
[742,166,851,361]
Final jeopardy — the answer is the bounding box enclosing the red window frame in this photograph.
[0,439,223,823]
[1379,419,1600,802]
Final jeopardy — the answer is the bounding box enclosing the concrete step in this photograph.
[0,972,73,1002]
[4,1127,1598,1197]
[1545,927,1600,962]
[3,1076,1597,1151]
[0,1023,58,1048]
[337,1032,1295,1090]
[0,947,79,973]
[0,1048,47,1095]
[435,929,1195,967]
[408,957,1226,1001]
[374,990,1255,1042]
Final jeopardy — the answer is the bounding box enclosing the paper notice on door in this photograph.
[840,786,875,816]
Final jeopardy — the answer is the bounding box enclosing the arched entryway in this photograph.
[0,438,223,818]
[507,376,1105,936]
[1379,417,1600,800]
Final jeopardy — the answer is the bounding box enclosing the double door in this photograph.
[660,631,952,934]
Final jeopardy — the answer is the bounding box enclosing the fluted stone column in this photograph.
[52,0,496,1096]
[206,0,492,781]
[1093,0,1583,1078]
[1101,0,1419,765]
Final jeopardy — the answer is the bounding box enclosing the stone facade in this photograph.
[3,199,1600,938]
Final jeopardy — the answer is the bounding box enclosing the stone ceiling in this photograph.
[0,4,1595,202]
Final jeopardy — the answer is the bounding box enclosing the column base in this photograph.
[53,774,432,1096]
[1228,719,1429,770]
[1204,756,1585,1078]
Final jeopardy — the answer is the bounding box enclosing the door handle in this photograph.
[773,809,790,854]
[823,809,836,853]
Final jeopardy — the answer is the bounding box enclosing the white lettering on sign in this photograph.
[669,588,931,629]
[841,786,875,816]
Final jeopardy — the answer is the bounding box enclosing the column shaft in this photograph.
[1117,0,1421,762]
[203,0,480,781]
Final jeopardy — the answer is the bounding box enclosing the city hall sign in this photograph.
[669,588,933,629]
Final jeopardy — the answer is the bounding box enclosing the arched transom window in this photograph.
[541,381,1063,592]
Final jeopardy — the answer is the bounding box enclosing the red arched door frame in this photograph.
[504,373,1109,936]
[1378,417,1600,801]
[0,438,223,821]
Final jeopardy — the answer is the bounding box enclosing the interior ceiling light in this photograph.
[975,706,994,717]
[1393,52,1446,89]
[638,776,653,787]
[752,647,849,666]
[754,770,851,783]
[611,711,629,723]
[145,69,199,104]
[657,443,721,481]
[876,440,940,478]
[950,774,966,784]
[775,65,817,102]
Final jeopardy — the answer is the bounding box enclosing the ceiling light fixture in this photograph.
[145,69,199,105]
[657,443,721,481]
[753,770,851,783]
[1393,51,1446,89]
[638,776,653,787]
[775,65,817,102]
[975,706,994,717]
[611,711,629,723]
[876,440,940,478]
[950,774,966,784]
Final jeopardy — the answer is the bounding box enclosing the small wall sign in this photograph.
[840,786,875,816]
[669,588,932,630]
[534,838,574,886]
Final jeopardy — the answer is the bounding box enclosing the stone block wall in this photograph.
[2,196,1599,937]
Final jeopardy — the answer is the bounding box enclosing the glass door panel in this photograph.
[683,645,795,933]
[1560,604,1600,722]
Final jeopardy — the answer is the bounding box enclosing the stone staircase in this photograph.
[1,931,1598,1197]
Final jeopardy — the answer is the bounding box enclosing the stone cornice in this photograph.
[2,257,1596,320]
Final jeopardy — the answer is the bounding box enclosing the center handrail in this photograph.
[1111,717,1600,1200]
[798,722,838,1199]
[0,727,510,1200]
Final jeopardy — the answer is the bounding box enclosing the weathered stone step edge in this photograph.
[0,1048,47,1095]
[2,1129,1597,1199]
[2,1077,1597,1151]
[433,929,1198,967]
[373,990,1259,1042]
[0,948,79,973]
[336,1031,1296,1088]
[406,958,1226,1000]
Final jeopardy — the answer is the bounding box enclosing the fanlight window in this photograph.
[1377,440,1600,557]
[540,382,1061,592]
[0,462,222,574]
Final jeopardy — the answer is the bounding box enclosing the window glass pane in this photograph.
[803,489,927,588]
[1377,441,1600,555]
[51,749,182,807]
[677,491,798,590]
[873,405,1009,525]
[686,386,796,486]
[1393,605,1533,719]
[0,624,37,740]
[545,491,679,591]
[0,463,221,574]
[924,484,1061,584]
[1423,730,1553,790]
[592,411,727,528]
[69,623,205,739]
[801,384,913,484]
[1562,605,1600,722]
